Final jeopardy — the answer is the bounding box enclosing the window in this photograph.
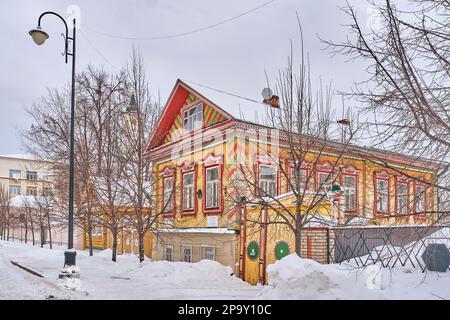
[182,172,195,211]
[164,245,173,261]
[397,182,408,215]
[9,185,21,195]
[26,171,38,180]
[317,172,334,191]
[415,184,426,213]
[163,177,174,213]
[205,166,220,209]
[376,178,389,214]
[181,245,192,262]
[201,246,216,260]
[9,169,21,179]
[259,165,277,197]
[42,187,53,197]
[26,187,37,196]
[183,103,203,132]
[89,225,103,237]
[289,167,307,191]
[344,175,357,212]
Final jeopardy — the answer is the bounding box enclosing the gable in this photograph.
[148,80,231,149]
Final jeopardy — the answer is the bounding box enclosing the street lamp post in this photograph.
[29,12,77,271]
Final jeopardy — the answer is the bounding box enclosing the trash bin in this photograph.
[421,243,450,272]
[64,251,77,267]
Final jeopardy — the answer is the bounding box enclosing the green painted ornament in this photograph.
[247,241,259,260]
[275,241,290,260]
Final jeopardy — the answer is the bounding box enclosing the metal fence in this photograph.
[328,225,450,272]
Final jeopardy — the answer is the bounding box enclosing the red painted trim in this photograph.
[373,171,391,217]
[202,157,223,215]
[315,163,335,192]
[179,163,197,216]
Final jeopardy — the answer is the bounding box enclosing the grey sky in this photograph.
[0,0,372,153]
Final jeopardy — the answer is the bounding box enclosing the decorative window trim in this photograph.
[287,161,311,193]
[315,161,336,192]
[180,161,197,216]
[395,176,410,221]
[202,153,223,215]
[413,179,428,221]
[341,166,359,216]
[257,163,279,197]
[162,167,176,217]
[374,170,391,216]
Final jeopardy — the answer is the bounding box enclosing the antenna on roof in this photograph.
[261,88,280,108]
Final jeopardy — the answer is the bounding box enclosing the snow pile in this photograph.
[258,254,382,299]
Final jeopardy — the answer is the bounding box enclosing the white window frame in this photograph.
[26,170,38,180]
[415,184,426,213]
[397,182,408,215]
[9,169,21,179]
[205,166,219,209]
[26,187,38,196]
[163,176,174,213]
[201,246,216,260]
[163,245,174,262]
[344,175,357,212]
[183,103,203,132]
[9,185,21,195]
[182,172,194,211]
[289,167,308,191]
[181,245,193,263]
[317,172,334,191]
[259,165,277,197]
[376,179,389,214]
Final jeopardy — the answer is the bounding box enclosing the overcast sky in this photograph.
[0,0,373,154]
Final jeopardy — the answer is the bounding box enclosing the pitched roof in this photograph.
[147,79,272,149]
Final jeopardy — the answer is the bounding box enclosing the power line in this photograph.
[84,0,276,41]
[182,79,265,105]
[79,29,118,70]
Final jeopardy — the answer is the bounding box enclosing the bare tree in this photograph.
[321,0,449,218]
[118,48,163,262]
[230,21,358,256]
[0,185,10,241]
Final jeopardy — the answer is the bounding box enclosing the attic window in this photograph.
[183,103,203,132]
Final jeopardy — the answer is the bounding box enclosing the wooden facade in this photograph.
[139,79,442,283]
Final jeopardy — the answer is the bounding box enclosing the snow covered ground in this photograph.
[1,238,449,300]
[0,240,259,300]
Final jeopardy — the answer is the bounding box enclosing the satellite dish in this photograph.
[261,87,273,100]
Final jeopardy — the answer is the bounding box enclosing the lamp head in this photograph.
[29,26,49,45]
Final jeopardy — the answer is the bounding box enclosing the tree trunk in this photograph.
[24,217,28,244]
[46,212,52,249]
[29,214,35,246]
[138,231,145,262]
[295,227,302,257]
[112,230,118,262]
[88,217,93,256]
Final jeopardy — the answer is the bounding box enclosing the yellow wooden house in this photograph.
[137,79,442,284]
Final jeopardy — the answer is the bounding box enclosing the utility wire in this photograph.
[84,0,276,41]
[182,79,266,105]
[79,29,118,70]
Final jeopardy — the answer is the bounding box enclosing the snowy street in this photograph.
[0,240,260,300]
[1,240,449,300]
